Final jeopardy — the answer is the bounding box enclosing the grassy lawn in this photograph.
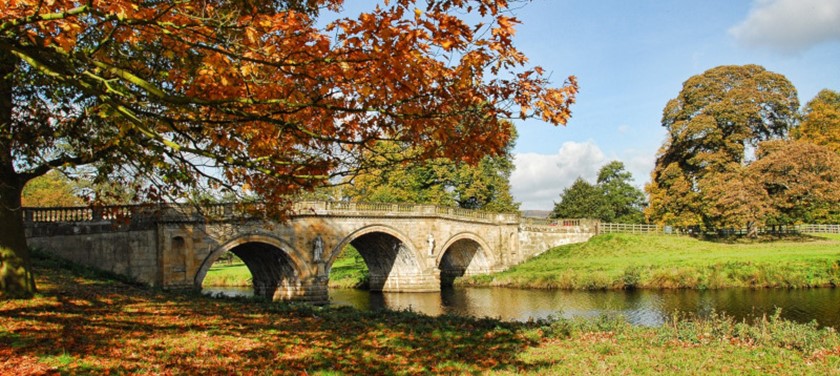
[202,261,252,287]
[462,233,840,290]
[328,245,369,288]
[2,254,839,375]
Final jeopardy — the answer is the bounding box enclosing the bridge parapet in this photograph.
[519,218,599,233]
[292,201,518,224]
[22,201,520,225]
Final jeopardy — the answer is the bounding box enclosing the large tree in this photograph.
[646,65,798,228]
[795,89,840,153]
[699,168,770,237]
[750,140,840,225]
[0,0,578,297]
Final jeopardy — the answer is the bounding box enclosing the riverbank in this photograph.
[4,255,840,375]
[204,233,840,291]
[460,233,840,290]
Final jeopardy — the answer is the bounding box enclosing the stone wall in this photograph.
[26,222,160,286]
[517,222,596,258]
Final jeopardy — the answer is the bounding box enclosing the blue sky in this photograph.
[507,0,840,209]
[328,1,840,210]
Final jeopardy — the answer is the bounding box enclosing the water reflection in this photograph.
[203,286,840,328]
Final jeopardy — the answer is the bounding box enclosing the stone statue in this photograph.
[427,233,435,256]
[313,235,324,262]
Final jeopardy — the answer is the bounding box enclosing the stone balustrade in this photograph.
[22,200,520,225]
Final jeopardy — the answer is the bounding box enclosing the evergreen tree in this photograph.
[551,178,607,220]
[597,161,646,223]
[551,161,645,222]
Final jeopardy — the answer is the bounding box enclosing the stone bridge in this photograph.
[23,201,596,304]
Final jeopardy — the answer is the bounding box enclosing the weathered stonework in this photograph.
[24,202,595,304]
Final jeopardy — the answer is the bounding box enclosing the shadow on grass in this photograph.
[1,257,546,374]
[696,232,825,244]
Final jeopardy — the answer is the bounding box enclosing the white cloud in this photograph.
[619,148,656,188]
[729,0,840,54]
[511,141,606,210]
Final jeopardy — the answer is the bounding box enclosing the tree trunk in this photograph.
[0,46,36,298]
[0,180,36,298]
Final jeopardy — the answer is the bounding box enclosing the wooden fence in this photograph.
[798,224,840,234]
[597,222,663,234]
[596,222,840,235]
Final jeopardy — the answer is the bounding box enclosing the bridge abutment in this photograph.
[262,278,329,304]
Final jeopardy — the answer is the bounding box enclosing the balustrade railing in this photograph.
[520,217,583,227]
[23,200,519,224]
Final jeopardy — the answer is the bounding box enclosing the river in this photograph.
[203,286,840,328]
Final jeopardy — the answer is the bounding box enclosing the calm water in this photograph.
[203,286,840,328]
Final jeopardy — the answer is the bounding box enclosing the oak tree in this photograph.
[795,89,840,153]
[0,0,577,297]
[750,140,840,225]
[699,168,770,237]
[646,65,798,228]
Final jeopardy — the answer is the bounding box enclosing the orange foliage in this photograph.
[2,0,577,214]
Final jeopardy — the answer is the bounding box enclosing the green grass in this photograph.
[328,245,369,289]
[462,233,840,290]
[202,261,252,287]
[202,246,369,288]
[4,257,840,375]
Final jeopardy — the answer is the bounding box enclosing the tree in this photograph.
[551,178,607,220]
[749,140,840,225]
[699,169,770,237]
[596,161,645,223]
[0,1,578,297]
[21,170,84,207]
[551,161,645,222]
[450,152,520,212]
[795,89,840,153]
[646,65,799,228]
[342,125,520,212]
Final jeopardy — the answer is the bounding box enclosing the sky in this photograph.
[505,0,840,210]
[327,0,840,210]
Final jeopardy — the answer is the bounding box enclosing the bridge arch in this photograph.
[328,225,429,292]
[196,234,307,300]
[437,232,496,287]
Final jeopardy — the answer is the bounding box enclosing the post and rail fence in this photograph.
[596,222,840,236]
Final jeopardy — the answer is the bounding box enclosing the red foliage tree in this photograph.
[0,0,577,297]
